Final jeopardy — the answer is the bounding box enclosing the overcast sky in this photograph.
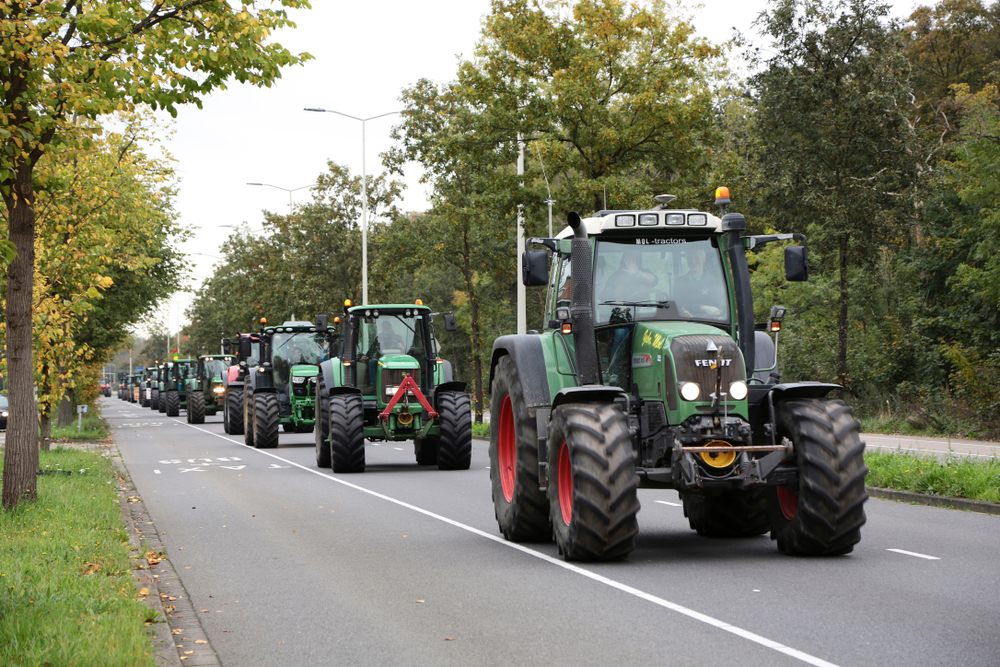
[152,0,923,337]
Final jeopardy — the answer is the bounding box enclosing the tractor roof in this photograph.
[347,304,431,315]
[556,207,723,239]
[265,321,318,333]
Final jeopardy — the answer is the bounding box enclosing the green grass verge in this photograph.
[49,413,109,441]
[0,448,155,667]
[471,421,489,437]
[865,450,1000,503]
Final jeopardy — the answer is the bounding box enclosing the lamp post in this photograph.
[246,182,316,214]
[304,107,402,305]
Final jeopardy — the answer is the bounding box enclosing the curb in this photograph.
[866,486,1000,516]
[113,455,222,666]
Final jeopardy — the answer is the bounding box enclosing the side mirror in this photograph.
[521,250,549,287]
[444,313,458,332]
[316,314,328,334]
[785,246,808,282]
[221,338,231,354]
[238,337,252,361]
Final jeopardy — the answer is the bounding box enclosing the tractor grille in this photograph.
[380,368,420,395]
[670,334,744,395]
[291,378,317,397]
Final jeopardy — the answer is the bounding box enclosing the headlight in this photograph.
[212,385,225,394]
[386,385,398,397]
[1,411,7,417]
[292,376,306,384]
[728,381,748,401]
[680,382,701,401]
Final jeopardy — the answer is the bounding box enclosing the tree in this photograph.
[0,1,310,508]
[748,0,917,388]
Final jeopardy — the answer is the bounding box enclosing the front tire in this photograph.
[546,403,639,561]
[682,489,769,537]
[315,379,331,468]
[330,394,365,473]
[158,390,166,413]
[489,355,550,542]
[767,399,868,556]
[243,390,255,447]
[188,391,206,424]
[149,389,158,410]
[166,390,180,417]
[227,388,244,435]
[436,391,472,470]
[253,393,280,449]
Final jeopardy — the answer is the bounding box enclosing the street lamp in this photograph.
[246,182,316,214]
[304,107,402,305]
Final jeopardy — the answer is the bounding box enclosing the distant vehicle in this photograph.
[0,395,8,429]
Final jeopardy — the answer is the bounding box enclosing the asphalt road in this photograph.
[104,397,1000,667]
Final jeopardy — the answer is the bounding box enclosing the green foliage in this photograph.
[49,414,109,442]
[865,450,1000,503]
[471,421,490,437]
[0,448,154,666]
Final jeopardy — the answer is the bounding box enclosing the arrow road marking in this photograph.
[172,417,842,667]
[887,548,940,560]
[221,465,246,470]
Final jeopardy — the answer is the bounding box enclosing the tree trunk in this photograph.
[39,414,51,453]
[837,233,850,391]
[57,387,74,428]
[2,165,38,508]
[462,229,484,423]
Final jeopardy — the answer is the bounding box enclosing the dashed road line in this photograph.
[887,548,940,560]
[655,500,682,507]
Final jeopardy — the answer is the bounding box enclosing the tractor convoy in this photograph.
[112,188,866,562]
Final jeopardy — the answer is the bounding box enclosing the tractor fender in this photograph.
[551,385,628,411]
[439,359,454,383]
[224,366,241,386]
[246,371,276,393]
[330,386,362,397]
[432,380,468,407]
[318,359,347,394]
[757,381,841,404]
[490,335,551,411]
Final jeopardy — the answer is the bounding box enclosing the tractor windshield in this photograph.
[204,358,231,379]
[271,332,329,389]
[594,238,729,325]
[355,313,429,392]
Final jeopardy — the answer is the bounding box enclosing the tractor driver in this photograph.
[677,245,728,320]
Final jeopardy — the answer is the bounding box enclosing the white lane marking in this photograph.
[178,467,205,473]
[655,500,682,507]
[169,418,840,667]
[393,447,404,451]
[154,470,161,475]
[887,548,940,560]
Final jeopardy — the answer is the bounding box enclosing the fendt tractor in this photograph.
[161,359,197,417]
[491,189,868,561]
[221,331,261,435]
[241,320,327,448]
[314,301,472,473]
[185,355,235,424]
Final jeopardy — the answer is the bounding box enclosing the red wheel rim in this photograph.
[558,440,573,525]
[498,395,515,502]
[777,486,798,521]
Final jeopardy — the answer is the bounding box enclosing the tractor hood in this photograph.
[290,365,319,378]
[377,353,420,370]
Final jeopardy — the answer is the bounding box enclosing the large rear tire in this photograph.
[166,391,180,417]
[330,394,365,473]
[188,391,206,424]
[253,393,280,449]
[158,390,166,413]
[315,379,331,468]
[149,389,158,410]
[489,355,550,542]
[414,438,438,465]
[243,390,255,447]
[767,399,868,556]
[546,403,640,561]
[436,391,472,471]
[682,488,769,537]
[226,388,244,435]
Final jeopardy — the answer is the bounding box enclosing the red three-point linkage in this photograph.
[378,374,438,422]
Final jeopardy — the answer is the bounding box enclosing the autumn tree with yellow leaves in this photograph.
[0,0,311,509]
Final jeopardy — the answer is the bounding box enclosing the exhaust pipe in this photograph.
[567,212,598,386]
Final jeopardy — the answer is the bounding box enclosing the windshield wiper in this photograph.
[599,300,672,309]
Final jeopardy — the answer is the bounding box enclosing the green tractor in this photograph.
[185,355,235,424]
[161,359,196,417]
[314,302,472,473]
[144,365,161,409]
[491,190,867,561]
[242,320,327,449]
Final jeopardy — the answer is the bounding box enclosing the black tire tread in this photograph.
[330,394,365,473]
[253,392,280,449]
[166,391,179,417]
[189,391,206,424]
[226,388,244,435]
[315,379,331,468]
[436,391,472,470]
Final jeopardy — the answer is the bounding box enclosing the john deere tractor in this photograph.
[242,320,328,449]
[185,355,234,424]
[314,302,472,473]
[221,332,261,435]
[161,359,196,417]
[491,190,868,561]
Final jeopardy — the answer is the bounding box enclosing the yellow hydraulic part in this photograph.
[397,411,414,426]
[699,440,736,468]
